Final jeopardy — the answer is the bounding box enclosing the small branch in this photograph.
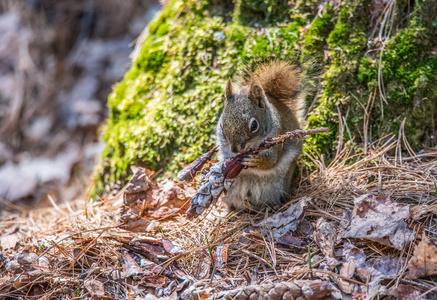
[244,127,329,156]
[177,146,218,182]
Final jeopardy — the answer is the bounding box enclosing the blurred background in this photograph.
[0,0,161,212]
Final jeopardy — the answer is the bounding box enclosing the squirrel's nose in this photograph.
[231,144,238,153]
[239,135,246,152]
[230,136,246,153]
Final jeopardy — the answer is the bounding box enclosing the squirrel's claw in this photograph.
[241,154,261,168]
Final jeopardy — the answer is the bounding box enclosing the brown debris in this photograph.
[407,234,437,278]
[119,167,196,231]
[84,279,105,297]
[122,253,143,277]
[342,194,416,250]
[1,139,437,299]
[314,218,338,269]
[212,243,229,270]
[1,233,23,251]
[385,284,427,300]
[278,234,306,248]
[338,261,356,294]
[162,238,182,254]
[255,197,308,240]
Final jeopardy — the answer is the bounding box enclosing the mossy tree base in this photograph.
[94,0,437,195]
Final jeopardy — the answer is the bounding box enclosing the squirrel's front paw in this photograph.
[241,154,261,168]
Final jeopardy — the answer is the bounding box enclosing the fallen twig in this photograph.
[177,146,218,182]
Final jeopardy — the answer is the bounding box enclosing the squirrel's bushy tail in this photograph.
[236,60,305,121]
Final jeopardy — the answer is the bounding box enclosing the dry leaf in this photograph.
[338,260,357,295]
[1,233,22,250]
[339,242,405,297]
[342,241,366,267]
[151,179,195,218]
[122,253,143,277]
[364,256,405,297]
[340,260,356,279]
[119,167,157,224]
[5,260,21,275]
[162,238,182,254]
[342,194,415,250]
[17,250,38,266]
[119,167,195,230]
[123,240,166,263]
[37,256,50,270]
[255,198,308,240]
[410,205,437,220]
[385,284,426,300]
[213,244,229,270]
[314,218,337,268]
[407,235,437,278]
[84,279,105,296]
[141,275,169,288]
[278,234,305,248]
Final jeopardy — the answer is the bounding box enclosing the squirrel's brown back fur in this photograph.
[235,61,301,115]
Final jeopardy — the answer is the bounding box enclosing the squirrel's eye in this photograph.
[250,118,259,133]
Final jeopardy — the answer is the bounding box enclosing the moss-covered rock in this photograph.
[94,0,437,195]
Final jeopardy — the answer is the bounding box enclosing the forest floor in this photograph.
[1,135,437,299]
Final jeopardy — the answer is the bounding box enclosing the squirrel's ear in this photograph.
[249,83,265,109]
[225,78,233,101]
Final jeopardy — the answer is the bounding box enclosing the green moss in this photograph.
[237,0,292,25]
[94,0,437,195]
[300,4,334,62]
[354,0,437,147]
[303,0,371,158]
